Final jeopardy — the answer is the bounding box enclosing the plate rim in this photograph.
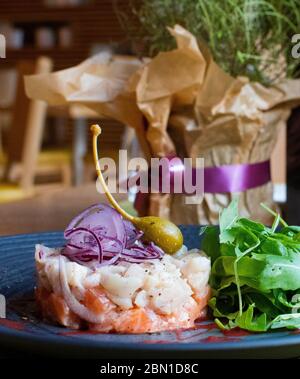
[1,323,300,353]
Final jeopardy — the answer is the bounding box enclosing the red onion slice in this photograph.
[62,203,164,268]
[65,204,126,245]
[59,256,106,323]
[64,227,103,263]
[123,219,143,248]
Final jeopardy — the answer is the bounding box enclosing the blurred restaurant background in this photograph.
[0,0,299,235]
[0,0,134,235]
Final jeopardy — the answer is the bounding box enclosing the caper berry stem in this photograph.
[91,124,135,222]
[91,124,183,255]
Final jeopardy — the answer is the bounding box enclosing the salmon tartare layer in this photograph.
[35,245,211,333]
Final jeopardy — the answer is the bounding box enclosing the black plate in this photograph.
[0,228,300,358]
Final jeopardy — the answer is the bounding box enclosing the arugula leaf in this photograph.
[208,297,239,320]
[237,218,267,233]
[245,292,283,318]
[260,238,288,256]
[203,197,300,332]
[280,226,300,238]
[274,289,300,311]
[258,253,300,291]
[271,313,300,330]
[230,304,268,332]
[219,197,239,233]
[201,226,220,263]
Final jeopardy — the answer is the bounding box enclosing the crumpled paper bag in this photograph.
[132,25,300,224]
[25,25,300,225]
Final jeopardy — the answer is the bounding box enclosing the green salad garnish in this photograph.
[202,198,300,332]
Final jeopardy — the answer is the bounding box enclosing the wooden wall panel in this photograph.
[0,0,125,70]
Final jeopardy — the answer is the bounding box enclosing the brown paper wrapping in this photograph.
[25,25,300,225]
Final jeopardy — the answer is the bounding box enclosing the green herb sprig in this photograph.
[115,0,300,85]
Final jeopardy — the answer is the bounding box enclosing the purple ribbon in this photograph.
[133,158,271,214]
[203,160,271,193]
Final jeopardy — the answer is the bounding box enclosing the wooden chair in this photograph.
[0,57,72,203]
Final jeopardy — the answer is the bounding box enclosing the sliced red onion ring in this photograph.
[65,204,126,245]
[119,242,164,263]
[59,256,105,323]
[64,227,103,263]
[63,231,124,268]
[62,203,164,268]
[123,219,143,248]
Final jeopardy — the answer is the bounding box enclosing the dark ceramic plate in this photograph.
[0,228,300,359]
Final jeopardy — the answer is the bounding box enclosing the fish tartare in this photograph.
[35,204,211,334]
